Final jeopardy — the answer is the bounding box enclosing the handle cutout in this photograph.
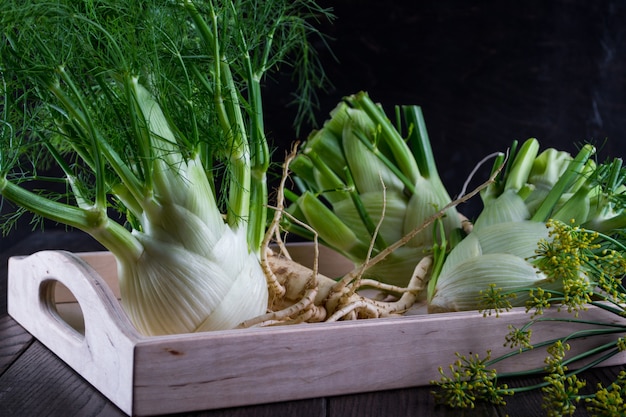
[40,279,86,337]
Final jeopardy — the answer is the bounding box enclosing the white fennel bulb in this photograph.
[121,226,268,336]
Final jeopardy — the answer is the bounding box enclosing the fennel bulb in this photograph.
[427,220,558,313]
[286,92,462,287]
[123,226,268,335]
[428,138,626,313]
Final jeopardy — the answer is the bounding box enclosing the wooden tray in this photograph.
[7,247,626,416]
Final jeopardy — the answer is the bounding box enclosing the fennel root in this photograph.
[238,142,500,328]
[237,250,431,327]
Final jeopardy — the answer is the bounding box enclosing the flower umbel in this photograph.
[541,341,586,417]
[585,370,626,417]
[479,284,516,317]
[525,286,553,317]
[431,351,512,408]
[532,219,600,314]
[534,220,600,277]
[504,324,533,352]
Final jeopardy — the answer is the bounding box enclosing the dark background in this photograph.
[266,0,626,216]
[3,0,626,251]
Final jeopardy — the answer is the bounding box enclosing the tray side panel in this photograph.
[131,306,625,415]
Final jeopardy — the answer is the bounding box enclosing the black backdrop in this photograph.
[264,0,626,217]
[3,0,626,249]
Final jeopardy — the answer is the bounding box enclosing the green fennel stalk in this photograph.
[0,0,332,335]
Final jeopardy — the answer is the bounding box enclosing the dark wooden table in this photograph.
[0,231,623,417]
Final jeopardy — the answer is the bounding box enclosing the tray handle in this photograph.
[8,250,138,415]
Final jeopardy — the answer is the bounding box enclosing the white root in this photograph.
[259,144,292,302]
[326,255,432,321]
[239,142,503,328]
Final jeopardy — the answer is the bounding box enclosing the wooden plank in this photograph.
[186,400,328,417]
[0,315,33,374]
[0,340,127,417]
[327,387,499,417]
[0,289,5,316]
[54,251,120,301]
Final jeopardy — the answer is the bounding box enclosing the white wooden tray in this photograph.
[7,247,626,416]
